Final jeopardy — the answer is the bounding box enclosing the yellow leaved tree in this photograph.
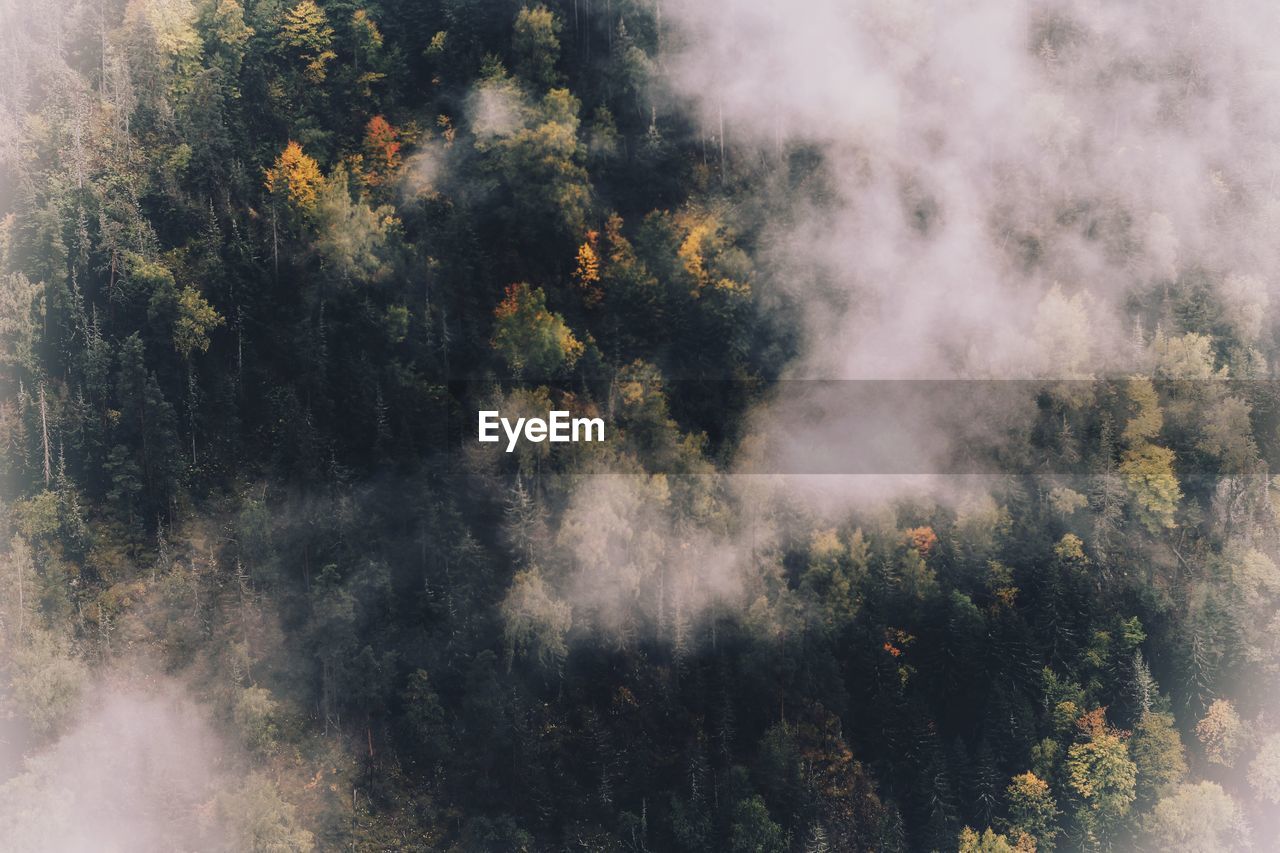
[264,141,325,212]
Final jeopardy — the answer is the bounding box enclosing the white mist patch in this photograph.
[555,474,749,640]
[399,144,446,200]
[0,676,227,852]
[466,76,526,138]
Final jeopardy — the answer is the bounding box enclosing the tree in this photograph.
[264,141,325,212]
[114,334,180,517]
[199,0,253,83]
[1065,727,1136,845]
[730,795,785,853]
[503,473,546,566]
[233,686,280,755]
[799,529,858,632]
[218,772,315,851]
[573,231,602,307]
[491,283,584,377]
[1122,377,1163,445]
[673,208,751,299]
[1195,699,1244,768]
[361,115,402,186]
[0,535,39,650]
[279,0,335,83]
[1197,396,1257,474]
[313,167,398,283]
[513,5,561,88]
[793,706,892,849]
[1005,771,1058,851]
[1247,733,1280,804]
[9,629,87,737]
[0,272,43,374]
[1033,284,1093,378]
[482,86,592,238]
[501,567,571,672]
[1142,782,1249,852]
[1152,331,1223,380]
[803,822,831,853]
[1131,711,1187,809]
[125,0,203,98]
[173,285,225,358]
[349,9,385,95]
[1120,443,1182,531]
[402,669,451,765]
[1225,545,1280,613]
[606,20,654,120]
[1119,649,1157,727]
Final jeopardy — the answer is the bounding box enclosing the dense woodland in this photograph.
[2,0,1280,850]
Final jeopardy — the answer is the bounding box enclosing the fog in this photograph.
[0,671,229,852]
[663,0,1280,381]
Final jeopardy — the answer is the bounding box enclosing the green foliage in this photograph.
[8,630,86,737]
[1131,712,1187,808]
[481,85,592,238]
[313,167,399,283]
[1152,331,1223,380]
[500,566,571,671]
[350,10,386,94]
[512,5,561,88]
[0,272,43,373]
[173,285,225,358]
[233,686,280,755]
[199,0,253,81]
[799,529,859,631]
[730,795,786,853]
[402,669,450,764]
[1196,395,1257,473]
[218,772,315,851]
[1122,377,1163,445]
[491,283,583,377]
[1065,728,1136,844]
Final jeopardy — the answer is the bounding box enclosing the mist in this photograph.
[661,0,1280,382]
[0,671,228,852]
[4,0,1278,846]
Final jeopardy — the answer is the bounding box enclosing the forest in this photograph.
[2,0,1280,850]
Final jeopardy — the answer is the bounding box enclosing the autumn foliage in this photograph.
[904,526,937,557]
[264,141,325,211]
[362,115,402,186]
[491,283,584,377]
[573,231,602,306]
